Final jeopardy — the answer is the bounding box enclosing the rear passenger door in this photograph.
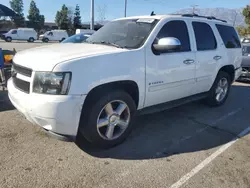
[192,21,220,94]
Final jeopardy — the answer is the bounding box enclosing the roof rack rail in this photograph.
[181,14,227,23]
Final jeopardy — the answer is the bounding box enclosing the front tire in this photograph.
[205,71,231,107]
[5,37,12,42]
[79,90,136,148]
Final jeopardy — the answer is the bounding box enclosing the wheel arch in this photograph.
[84,80,140,109]
[78,80,140,136]
[218,65,235,83]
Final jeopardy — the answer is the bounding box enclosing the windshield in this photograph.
[243,46,250,56]
[8,29,16,34]
[62,33,89,43]
[86,18,159,49]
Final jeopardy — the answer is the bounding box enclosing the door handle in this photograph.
[183,59,195,65]
[214,55,222,60]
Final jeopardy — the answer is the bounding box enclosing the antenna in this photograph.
[190,5,198,14]
[151,11,155,16]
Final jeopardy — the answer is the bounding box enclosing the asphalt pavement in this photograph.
[0,42,249,188]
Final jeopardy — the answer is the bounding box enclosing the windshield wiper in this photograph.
[87,41,127,49]
[99,41,123,48]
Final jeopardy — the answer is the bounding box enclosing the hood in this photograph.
[13,43,127,71]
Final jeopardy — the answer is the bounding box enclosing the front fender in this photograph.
[53,49,146,109]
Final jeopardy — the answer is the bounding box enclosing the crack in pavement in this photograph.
[190,118,239,138]
[154,108,243,158]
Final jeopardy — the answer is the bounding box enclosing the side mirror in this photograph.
[152,37,181,54]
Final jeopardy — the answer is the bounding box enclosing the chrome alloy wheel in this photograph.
[215,77,229,102]
[97,100,131,140]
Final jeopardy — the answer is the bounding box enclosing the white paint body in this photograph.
[41,30,68,41]
[5,28,37,41]
[8,15,242,137]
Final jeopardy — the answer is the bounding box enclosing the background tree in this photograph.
[243,5,250,26]
[27,0,45,30]
[67,6,75,35]
[9,0,25,27]
[236,26,248,37]
[55,4,70,30]
[73,4,82,29]
[242,5,250,37]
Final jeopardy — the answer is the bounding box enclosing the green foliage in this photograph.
[55,4,70,30]
[236,26,249,37]
[73,4,82,29]
[9,0,25,27]
[9,0,23,15]
[241,5,250,37]
[243,5,250,25]
[27,0,45,30]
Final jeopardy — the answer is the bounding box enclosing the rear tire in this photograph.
[28,37,35,42]
[43,38,49,43]
[205,71,231,107]
[78,90,136,148]
[5,37,12,42]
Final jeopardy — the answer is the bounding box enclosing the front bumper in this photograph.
[7,78,86,137]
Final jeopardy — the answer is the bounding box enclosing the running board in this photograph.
[137,92,209,116]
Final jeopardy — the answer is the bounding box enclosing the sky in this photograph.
[1,0,249,22]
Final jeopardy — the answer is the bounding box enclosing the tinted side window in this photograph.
[156,20,190,52]
[192,22,217,51]
[11,30,17,34]
[216,25,241,48]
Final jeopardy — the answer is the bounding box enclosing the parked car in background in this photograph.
[8,14,242,148]
[3,28,37,42]
[75,29,95,35]
[0,31,8,40]
[239,43,250,80]
[40,30,68,42]
[242,37,250,43]
[61,33,92,43]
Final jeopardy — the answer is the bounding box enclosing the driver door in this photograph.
[145,20,196,107]
[11,30,18,40]
[48,32,54,40]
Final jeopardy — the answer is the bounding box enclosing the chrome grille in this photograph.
[12,63,32,93]
[12,77,30,93]
[12,63,32,77]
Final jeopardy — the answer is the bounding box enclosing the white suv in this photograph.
[8,14,242,148]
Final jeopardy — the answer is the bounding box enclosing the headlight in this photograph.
[33,72,71,95]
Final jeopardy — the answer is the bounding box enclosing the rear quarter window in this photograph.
[216,25,241,49]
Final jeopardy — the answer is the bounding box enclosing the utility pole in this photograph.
[90,0,94,30]
[124,0,127,17]
[191,5,198,14]
[233,11,237,26]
